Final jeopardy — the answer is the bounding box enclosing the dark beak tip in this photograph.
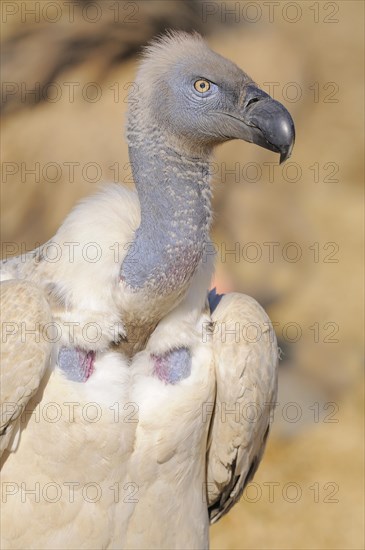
[278,116,295,164]
[279,152,287,165]
[279,142,294,164]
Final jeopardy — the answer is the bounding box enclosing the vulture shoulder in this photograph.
[207,293,278,523]
[0,279,53,456]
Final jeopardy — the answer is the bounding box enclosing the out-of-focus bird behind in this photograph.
[1,1,363,549]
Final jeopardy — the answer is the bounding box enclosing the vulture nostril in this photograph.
[246,97,261,108]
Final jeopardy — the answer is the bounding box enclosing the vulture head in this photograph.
[135,31,295,162]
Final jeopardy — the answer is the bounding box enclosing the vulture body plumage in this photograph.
[0,32,294,549]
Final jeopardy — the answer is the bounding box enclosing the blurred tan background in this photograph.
[1,1,364,548]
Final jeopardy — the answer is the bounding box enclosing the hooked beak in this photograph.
[223,84,295,163]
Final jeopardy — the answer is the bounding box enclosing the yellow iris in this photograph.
[194,79,210,93]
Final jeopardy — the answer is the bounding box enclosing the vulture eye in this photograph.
[194,79,211,93]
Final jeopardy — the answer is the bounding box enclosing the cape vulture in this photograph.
[0,32,295,549]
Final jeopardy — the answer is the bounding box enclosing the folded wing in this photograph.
[0,280,53,456]
[207,293,278,523]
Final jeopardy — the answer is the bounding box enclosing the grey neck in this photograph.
[120,110,212,295]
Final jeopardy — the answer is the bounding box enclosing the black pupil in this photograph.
[200,82,206,89]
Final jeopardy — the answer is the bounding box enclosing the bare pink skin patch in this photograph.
[152,347,191,385]
[58,347,95,382]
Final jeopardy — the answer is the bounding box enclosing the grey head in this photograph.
[133,31,295,162]
[121,32,295,332]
